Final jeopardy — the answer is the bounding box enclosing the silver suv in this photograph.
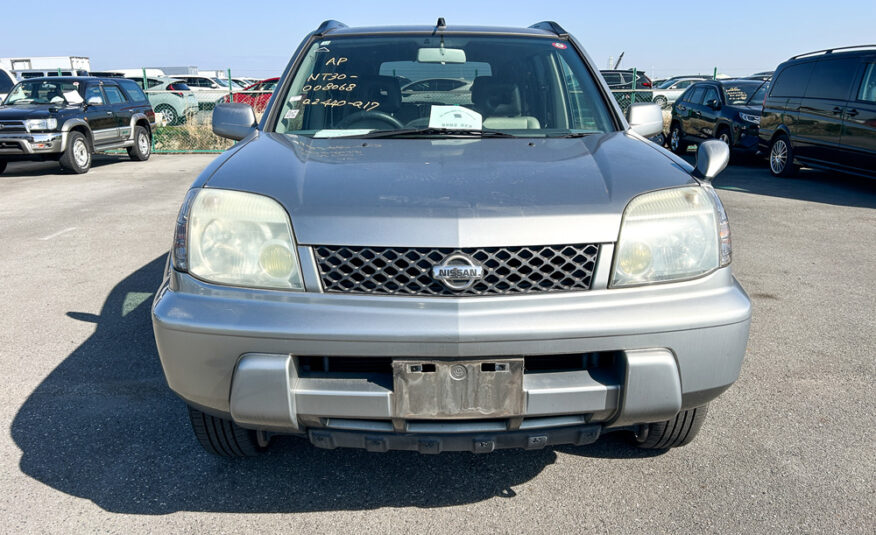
[152,19,751,456]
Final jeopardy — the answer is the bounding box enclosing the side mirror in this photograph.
[86,96,104,106]
[213,103,257,141]
[706,99,721,110]
[627,102,664,138]
[693,139,730,181]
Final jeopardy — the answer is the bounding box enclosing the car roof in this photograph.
[321,24,558,37]
[788,45,876,61]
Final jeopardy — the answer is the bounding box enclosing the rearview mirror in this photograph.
[694,139,730,181]
[213,103,257,141]
[417,47,466,64]
[627,103,664,138]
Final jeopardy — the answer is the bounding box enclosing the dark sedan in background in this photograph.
[669,79,768,157]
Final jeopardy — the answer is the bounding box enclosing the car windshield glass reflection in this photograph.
[273,35,615,138]
[722,83,763,105]
[4,80,83,105]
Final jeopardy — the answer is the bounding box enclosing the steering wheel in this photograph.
[336,110,403,130]
[404,117,430,128]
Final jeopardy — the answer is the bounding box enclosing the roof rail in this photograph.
[790,44,876,60]
[314,20,348,37]
[529,21,569,38]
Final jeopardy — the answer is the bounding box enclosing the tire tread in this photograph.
[636,404,709,450]
[187,406,265,457]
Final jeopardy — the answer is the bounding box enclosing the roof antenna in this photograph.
[435,17,446,49]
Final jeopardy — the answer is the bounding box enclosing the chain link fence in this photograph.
[609,89,654,113]
[143,84,274,153]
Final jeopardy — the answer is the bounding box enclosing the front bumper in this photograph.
[153,255,751,446]
[732,122,760,153]
[0,131,65,156]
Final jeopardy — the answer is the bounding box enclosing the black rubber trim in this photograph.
[308,424,601,453]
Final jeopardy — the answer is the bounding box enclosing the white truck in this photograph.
[0,56,91,80]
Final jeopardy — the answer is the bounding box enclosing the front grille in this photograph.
[0,121,27,133]
[313,244,600,296]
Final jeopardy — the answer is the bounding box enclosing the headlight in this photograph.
[25,118,58,131]
[611,186,730,288]
[173,188,304,290]
[738,113,760,125]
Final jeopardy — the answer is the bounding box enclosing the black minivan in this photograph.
[759,46,876,178]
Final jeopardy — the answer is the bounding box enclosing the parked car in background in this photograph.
[600,69,653,90]
[652,75,709,87]
[745,71,773,81]
[154,19,750,458]
[170,75,230,109]
[759,46,875,178]
[219,77,278,112]
[0,77,154,174]
[0,68,15,101]
[16,69,90,79]
[401,77,473,104]
[232,77,258,88]
[127,77,198,125]
[652,77,706,108]
[669,79,768,156]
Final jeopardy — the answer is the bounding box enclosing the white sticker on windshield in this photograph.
[289,95,302,102]
[285,109,300,119]
[428,105,483,130]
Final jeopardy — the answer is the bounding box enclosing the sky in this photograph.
[2,0,874,79]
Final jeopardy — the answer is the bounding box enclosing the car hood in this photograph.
[203,131,696,247]
[0,104,60,120]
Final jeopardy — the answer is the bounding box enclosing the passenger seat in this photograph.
[470,76,541,129]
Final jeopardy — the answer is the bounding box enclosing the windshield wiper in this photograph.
[356,127,516,139]
[554,132,597,138]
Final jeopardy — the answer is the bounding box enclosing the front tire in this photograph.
[59,131,91,174]
[633,404,709,449]
[127,126,151,161]
[669,123,689,155]
[654,95,668,108]
[0,159,7,174]
[716,127,732,146]
[769,134,798,177]
[187,406,269,457]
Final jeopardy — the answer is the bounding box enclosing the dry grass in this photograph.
[152,113,234,153]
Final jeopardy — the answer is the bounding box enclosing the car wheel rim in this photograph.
[138,133,150,155]
[770,140,787,173]
[161,108,176,123]
[73,139,88,167]
[719,132,730,145]
[670,129,679,151]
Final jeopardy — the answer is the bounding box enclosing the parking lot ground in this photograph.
[0,154,874,534]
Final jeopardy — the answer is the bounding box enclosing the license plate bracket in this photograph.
[392,359,525,419]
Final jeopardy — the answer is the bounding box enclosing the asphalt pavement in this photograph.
[0,153,873,534]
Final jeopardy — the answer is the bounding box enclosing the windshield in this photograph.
[656,80,676,89]
[748,82,769,105]
[722,83,763,105]
[274,35,615,138]
[3,80,84,105]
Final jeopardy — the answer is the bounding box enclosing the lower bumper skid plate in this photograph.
[308,424,601,453]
